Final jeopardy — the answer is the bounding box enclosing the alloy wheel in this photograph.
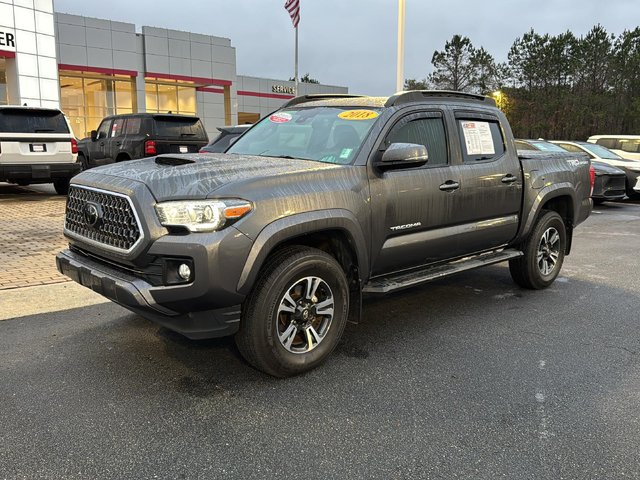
[276,276,334,354]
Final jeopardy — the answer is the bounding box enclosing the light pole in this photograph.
[396,0,406,92]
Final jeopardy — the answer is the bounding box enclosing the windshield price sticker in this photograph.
[338,110,379,121]
[462,121,495,156]
[269,112,293,123]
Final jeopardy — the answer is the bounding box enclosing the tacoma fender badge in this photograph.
[390,222,422,231]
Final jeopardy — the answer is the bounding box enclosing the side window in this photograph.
[387,117,448,166]
[515,141,537,151]
[111,118,126,137]
[97,120,111,139]
[596,138,616,149]
[125,117,142,135]
[620,139,640,153]
[457,119,505,162]
[557,143,582,153]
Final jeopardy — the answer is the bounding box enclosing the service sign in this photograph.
[272,85,296,95]
[0,28,17,52]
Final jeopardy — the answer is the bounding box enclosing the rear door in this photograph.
[107,117,126,162]
[151,116,209,154]
[449,109,522,255]
[0,108,74,164]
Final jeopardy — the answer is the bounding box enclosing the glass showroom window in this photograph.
[0,58,8,106]
[59,74,136,139]
[145,83,197,116]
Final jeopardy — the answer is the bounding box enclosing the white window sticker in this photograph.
[462,121,495,156]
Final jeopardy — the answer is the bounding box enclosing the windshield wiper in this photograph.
[34,128,55,132]
[180,133,196,136]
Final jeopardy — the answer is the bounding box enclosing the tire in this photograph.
[626,180,640,200]
[53,178,70,195]
[235,245,349,377]
[593,198,605,205]
[78,153,89,171]
[509,210,566,290]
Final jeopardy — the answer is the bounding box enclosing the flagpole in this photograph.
[396,0,406,92]
[295,25,299,95]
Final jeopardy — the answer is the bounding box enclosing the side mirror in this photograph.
[90,130,97,141]
[374,143,429,171]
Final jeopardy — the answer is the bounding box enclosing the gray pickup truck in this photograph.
[56,91,593,377]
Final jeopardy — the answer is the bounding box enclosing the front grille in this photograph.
[65,186,142,253]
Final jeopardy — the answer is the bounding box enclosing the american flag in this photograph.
[284,0,300,28]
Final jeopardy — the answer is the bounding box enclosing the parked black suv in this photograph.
[77,113,208,169]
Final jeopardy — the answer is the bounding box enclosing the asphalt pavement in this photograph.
[1,200,639,479]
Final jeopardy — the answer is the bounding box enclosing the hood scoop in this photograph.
[155,156,197,166]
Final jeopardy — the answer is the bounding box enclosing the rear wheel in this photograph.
[509,210,566,289]
[78,153,89,171]
[53,178,70,195]
[235,246,349,377]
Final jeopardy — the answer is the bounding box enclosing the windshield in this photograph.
[581,143,624,160]
[530,141,568,152]
[227,107,380,164]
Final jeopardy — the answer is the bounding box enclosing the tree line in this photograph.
[405,26,640,140]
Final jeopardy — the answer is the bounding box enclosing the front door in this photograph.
[369,109,463,276]
[87,119,111,166]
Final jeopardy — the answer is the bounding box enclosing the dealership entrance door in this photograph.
[0,57,9,105]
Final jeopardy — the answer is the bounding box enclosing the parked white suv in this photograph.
[587,135,640,162]
[0,106,80,195]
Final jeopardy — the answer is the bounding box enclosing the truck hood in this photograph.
[84,153,343,201]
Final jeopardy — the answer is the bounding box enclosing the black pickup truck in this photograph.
[57,91,593,377]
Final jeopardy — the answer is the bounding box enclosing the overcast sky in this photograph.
[55,0,640,96]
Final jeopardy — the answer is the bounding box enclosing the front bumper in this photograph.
[56,248,244,339]
[0,162,81,182]
[592,174,626,200]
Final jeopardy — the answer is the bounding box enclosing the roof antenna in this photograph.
[23,103,27,106]
[168,110,172,114]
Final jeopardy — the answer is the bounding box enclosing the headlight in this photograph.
[628,167,640,173]
[155,200,252,232]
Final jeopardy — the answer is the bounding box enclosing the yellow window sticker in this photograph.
[338,110,379,120]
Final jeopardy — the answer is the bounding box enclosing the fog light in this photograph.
[178,263,191,280]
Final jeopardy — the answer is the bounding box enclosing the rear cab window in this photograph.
[153,116,207,140]
[0,108,70,134]
[456,115,505,162]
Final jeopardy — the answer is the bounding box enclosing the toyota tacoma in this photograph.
[57,91,593,377]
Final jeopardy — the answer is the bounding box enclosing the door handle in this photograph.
[501,174,517,184]
[116,142,121,146]
[439,180,460,192]
[99,142,105,146]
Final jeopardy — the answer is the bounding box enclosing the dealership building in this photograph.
[0,0,348,139]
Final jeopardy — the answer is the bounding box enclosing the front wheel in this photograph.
[509,210,566,290]
[235,246,349,377]
[53,178,70,195]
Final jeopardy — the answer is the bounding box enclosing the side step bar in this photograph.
[363,249,523,294]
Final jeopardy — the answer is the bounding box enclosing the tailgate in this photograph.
[0,136,75,164]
